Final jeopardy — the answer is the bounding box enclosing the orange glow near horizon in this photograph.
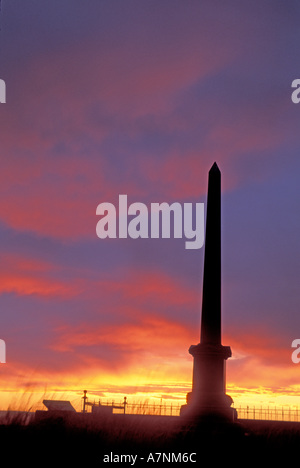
[1,312,300,412]
[1,349,300,413]
[2,382,300,414]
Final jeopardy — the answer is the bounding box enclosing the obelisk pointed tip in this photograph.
[209,162,220,173]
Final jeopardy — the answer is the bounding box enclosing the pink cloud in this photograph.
[225,327,298,390]
[0,253,82,297]
[51,314,194,353]
[95,268,198,308]
[0,24,294,242]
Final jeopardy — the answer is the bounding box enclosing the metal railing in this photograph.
[103,401,300,422]
[81,393,300,422]
[234,405,300,422]
[83,398,182,416]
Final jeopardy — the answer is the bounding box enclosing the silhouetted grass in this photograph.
[0,411,299,465]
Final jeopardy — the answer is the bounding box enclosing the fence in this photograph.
[84,399,300,422]
[83,398,182,416]
[113,401,182,416]
[234,405,300,422]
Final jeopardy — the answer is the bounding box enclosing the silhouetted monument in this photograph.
[181,162,236,421]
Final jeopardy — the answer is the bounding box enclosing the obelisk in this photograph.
[182,162,235,421]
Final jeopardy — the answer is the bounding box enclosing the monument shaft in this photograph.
[201,162,221,345]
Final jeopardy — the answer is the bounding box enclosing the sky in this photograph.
[0,0,300,412]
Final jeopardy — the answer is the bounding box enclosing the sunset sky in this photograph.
[0,1,300,412]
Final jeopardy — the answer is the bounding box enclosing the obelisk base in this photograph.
[180,343,237,422]
[180,397,237,423]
